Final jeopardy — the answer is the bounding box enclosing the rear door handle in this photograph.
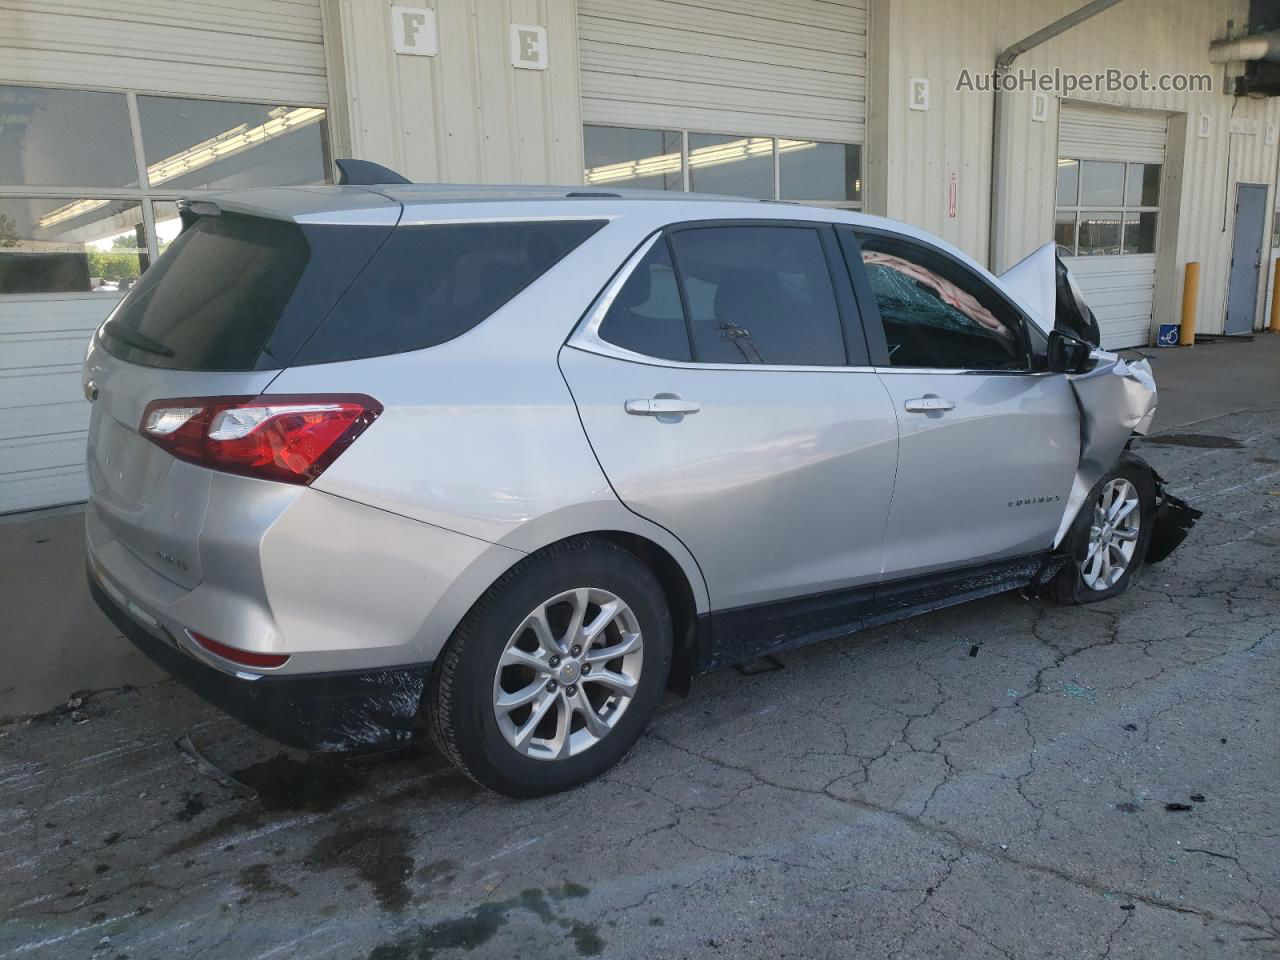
[903,397,955,413]
[625,398,701,416]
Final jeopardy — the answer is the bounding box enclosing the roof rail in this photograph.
[335,158,412,186]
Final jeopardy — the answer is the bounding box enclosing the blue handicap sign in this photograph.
[1156,323,1180,346]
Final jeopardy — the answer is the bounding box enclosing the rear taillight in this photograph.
[189,631,289,669]
[140,394,381,485]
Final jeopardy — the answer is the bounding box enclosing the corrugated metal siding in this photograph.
[0,0,328,104]
[0,297,117,514]
[1059,104,1167,164]
[325,0,583,184]
[578,0,867,142]
[878,0,1280,338]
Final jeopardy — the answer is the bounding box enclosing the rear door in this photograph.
[842,228,1080,582]
[560,221,898,623]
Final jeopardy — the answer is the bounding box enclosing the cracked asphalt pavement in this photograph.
[3,399,1279,960]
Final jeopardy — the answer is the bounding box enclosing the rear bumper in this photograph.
[89,569,428,752]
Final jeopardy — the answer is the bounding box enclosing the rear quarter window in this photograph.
[291,219,606,365]
[99,213,392,371]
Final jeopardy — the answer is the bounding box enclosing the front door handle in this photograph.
[625,398,701,416]
[903,397,955,413]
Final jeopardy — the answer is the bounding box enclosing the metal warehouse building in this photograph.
[1,0,1277,513]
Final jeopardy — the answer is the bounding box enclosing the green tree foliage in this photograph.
[86,249,138,283]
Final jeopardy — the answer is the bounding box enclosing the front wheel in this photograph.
[428,538,672,797]
[1050,459,1155,604]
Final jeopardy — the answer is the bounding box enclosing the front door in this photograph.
[847,229,1081,582]
[560,223,898,615]
[1225,183,1269,335]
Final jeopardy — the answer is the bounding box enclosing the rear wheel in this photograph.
[1051,459,1155,604]
[429,538,672,797]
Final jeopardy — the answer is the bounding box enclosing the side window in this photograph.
[855,235,1027,370]
[597,238,692,362]
[668,226,846,366]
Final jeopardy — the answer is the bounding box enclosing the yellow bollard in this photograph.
[1179,261,1199,347]
[1270,260,1280,333]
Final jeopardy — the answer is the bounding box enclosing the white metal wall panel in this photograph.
[325,0,584,185]
[0,0,328,104]
[578,0,867,142]
[1059,104,1167,164]
[1058,105,1167,348]
[0,297,118,514]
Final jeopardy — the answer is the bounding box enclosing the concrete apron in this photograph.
[2,333,1278,718]
[0,506,165,718]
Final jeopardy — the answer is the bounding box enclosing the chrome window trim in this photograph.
[567,231,875,374]
[395,213,620,227]
[872,366,1059,377]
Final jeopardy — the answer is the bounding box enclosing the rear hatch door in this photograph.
[85,189,399,589]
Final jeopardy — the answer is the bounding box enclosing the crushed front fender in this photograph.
[1053,353,1159,548]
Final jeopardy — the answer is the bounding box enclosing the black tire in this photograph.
[1049,456,1156,605]
[428,537,673,797]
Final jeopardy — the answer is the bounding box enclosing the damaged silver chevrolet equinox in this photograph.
[84,164,1199,797]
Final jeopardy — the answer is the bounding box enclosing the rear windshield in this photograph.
[99,214,604,371]
[100,213,390,371]
[291,220,605,365]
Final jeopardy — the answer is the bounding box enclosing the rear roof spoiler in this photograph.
[335,158,412,186]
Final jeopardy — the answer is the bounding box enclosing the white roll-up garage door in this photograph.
[0,1,327,514]
[578,0,867,143]
[1057,104,1168,350]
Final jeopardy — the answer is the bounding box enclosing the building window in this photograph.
[0,83,329,296]
[1054,158,1161,257]
[582,125,863,209]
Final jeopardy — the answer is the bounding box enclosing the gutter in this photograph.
[988,0,1124,272]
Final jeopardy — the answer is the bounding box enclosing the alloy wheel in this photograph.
[492,587,644,760]
[1081,477,1141,591]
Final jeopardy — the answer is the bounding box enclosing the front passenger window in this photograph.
[857,236,1026,370]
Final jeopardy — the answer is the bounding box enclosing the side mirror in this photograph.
[1047,329,1093,374]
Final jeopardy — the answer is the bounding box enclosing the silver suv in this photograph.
[83,175,1197,797]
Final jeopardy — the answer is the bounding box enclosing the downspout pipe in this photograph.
[1209,30,1280,63]
[988,0,1124,272]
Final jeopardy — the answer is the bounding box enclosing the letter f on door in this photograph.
[402,12,425,46]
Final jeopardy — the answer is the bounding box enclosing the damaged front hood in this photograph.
[1053,352,1158,547]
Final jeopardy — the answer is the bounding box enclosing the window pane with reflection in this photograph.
[1121,212,1158,254]
[1054,211,1077,255]
[1079,161,1126,207]
[0,85,138,188]
[1077,212,1123,255]
[779,141,861,203]
[1125,163,1161,207]
[583,126,682,191]
[137,96,329,191]
[688,134,773,199]
[0,197,147,294]
[1056,160,1079,207]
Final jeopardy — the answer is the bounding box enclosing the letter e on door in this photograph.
[511,24,548,70]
